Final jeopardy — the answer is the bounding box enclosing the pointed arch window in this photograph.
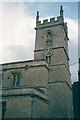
[46,56,51,64]
[46,30,52,42]
[45,30,53,48]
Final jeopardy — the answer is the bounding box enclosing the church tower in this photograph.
[34,6,73,118]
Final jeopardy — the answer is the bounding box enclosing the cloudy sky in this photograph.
[0,2,79,83]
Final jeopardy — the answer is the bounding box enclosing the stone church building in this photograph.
[0,6,73,118]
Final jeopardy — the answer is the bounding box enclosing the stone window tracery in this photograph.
[46,31,53,42]
[45,30,53,48]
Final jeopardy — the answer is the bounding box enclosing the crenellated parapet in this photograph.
[35,6,65,29]
[36,16,64,29]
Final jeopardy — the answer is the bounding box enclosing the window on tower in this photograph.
[46,56,51,64]
[46,31,52,42]
[43,48,52,64]
[45,30,53,48]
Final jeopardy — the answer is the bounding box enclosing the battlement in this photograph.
[36,16,64,28]
[36,6,64,29]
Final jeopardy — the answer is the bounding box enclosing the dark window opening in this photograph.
[46,56,51,64]
[1,101,6,119]
[12,73,20,87]
[0,75,2,87]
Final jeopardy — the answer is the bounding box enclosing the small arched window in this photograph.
[12,72,21,87]
[45,30,53,48]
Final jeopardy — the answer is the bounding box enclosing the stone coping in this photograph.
[0,59,47,66]
[0,59,49,71]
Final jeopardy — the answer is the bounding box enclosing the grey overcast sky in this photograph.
[0,2,78,84]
